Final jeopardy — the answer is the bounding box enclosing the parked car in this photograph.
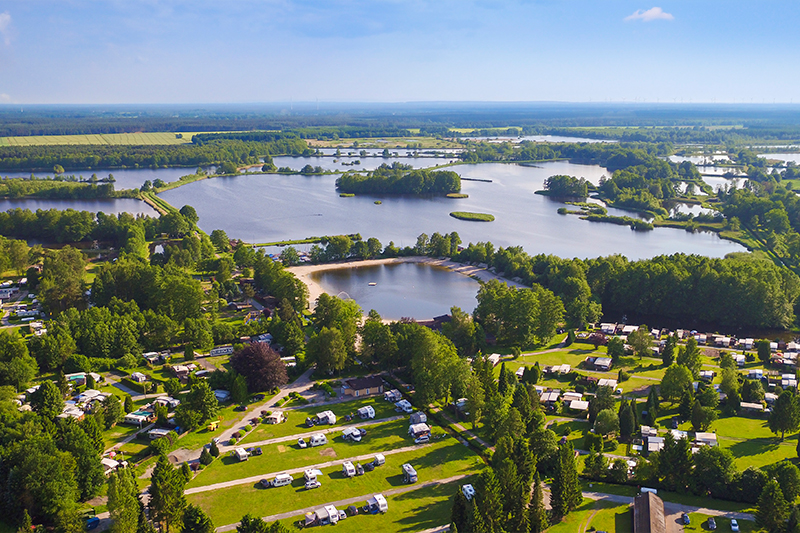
[681,513,690,525]
[346,505,359,516]
[363,462,375,472]
[297,438,307,449]
[251,447,262,456]
[305,480,322,490]
[234,405,247,412]
[730,519,739,532]
[358,428,367,437]
[415,435,430,445]
[356,463,365,476]
[85,517,100,530]
[259,479,271,488]
[708,517,717,530]
[338,510,347,521]
[253,394,265,401]
[305,417,315,427]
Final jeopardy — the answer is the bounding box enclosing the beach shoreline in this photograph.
[287,256,529,309]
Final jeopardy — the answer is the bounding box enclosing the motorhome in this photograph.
[401,463,417,483]
[342,461,356,478]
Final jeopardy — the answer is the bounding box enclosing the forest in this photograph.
[0,138,306,171]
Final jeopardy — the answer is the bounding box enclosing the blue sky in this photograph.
[0,1,797,104]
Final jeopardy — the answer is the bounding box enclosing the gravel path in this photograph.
[186,443,431,495]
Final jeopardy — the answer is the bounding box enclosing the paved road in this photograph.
[186,442,431,495]
[222,414,405,452]
[214,474,470,532]
[582,491,754,521]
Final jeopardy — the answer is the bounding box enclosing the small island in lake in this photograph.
[336,162,461,195]
[450,211,495,222]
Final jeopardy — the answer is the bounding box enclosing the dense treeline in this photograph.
[0,179,130,199]
[335,163,461,194]
[0,207,196,244]
[454,242,800,329]
[0,138,306,171]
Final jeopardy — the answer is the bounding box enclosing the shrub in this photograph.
[210,441,220,457]
[575,384,585,394]
[604,439,619,452]
[229,438,237,445]
[244,424,253,432]
[618,370,630,382]
[232,431,242,439]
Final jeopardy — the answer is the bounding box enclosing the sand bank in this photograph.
[287,256,528,308]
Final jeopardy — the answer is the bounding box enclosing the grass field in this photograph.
[189,418,419,488]
[238,397,399,445]
[547,499,632,533]
[291,477,466,533]
[0,132,204,146]
[187,439,485,527]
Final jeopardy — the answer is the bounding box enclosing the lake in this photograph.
[760,153,800,164]
[310,262,480,319]
[0,198,158,216]
[160,160,745,259]
[272,154,458,173]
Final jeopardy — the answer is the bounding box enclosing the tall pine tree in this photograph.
[551,441,582,519]
[528,472,548,533]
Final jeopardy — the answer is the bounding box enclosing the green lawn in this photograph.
[238,397,399,445]
[187,439,485,527]
[546,499,630,533]
[286,477,470,533]
[176,404,244,451]
[188,419,417,488]
[720,435,798,470]
[0,132,203,146]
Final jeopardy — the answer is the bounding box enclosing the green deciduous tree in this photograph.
[660,364,692,403]
[769,390,800,440]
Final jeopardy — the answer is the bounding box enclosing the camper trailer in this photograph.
[358,405,375,419]
[309,434,328,447]
[365,494,388,514]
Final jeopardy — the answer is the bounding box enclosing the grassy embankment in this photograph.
[449,211,495,222]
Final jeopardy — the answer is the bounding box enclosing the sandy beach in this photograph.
[287,256,529,308]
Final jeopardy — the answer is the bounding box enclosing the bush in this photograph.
[210,441,220,457]
[232,431,242,439]
[229,438,237,445]
[618,370,630,382]
[244,424,253,432]
[603,439,619,452]
[575,384,585,394]
[563,427,572,436]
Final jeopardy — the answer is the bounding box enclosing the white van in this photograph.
[373,454,386,467]
[270,473,294,487]
[342,461,356,478]
[310,433,328,447]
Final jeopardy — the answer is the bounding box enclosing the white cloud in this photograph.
[625,7,674,22]
[0,12,11,45]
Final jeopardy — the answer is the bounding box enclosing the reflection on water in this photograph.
[310,262,480,320]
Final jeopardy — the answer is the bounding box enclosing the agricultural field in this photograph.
[0,131,204,146]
